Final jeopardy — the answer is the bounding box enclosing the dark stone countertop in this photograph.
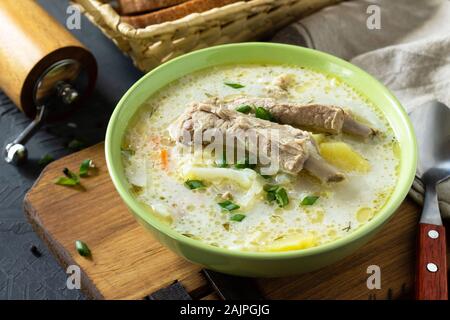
[0,0,142,299]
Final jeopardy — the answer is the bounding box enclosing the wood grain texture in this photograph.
[0,0,96,118]
[23,143,449,300]
[118,0,190,15]
[121,0,242,28]
[415,223,448,300]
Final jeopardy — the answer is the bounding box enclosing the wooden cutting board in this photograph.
[23,143,448,300]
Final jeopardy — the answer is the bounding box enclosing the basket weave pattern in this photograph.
[74,0,342,71]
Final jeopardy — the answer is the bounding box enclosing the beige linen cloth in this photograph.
[272,0,450,218]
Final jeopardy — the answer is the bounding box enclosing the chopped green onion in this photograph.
[274,187,289,207]
[75,240,91,257]
[55,168,80,186]
[67,139,86,151]
[342,222,352,232]
[234,157,256,170]
[79,159,94,177]
[54,177,79,186]
[266,191,276,202]
[230,214,246,222]
[63,168,80,183]
[236,105,253,114]
[184,180,206,190]
[218,200,240,211]
[38,154,54,166]
[263,184,279,193]
[255,107,273,121]
[264,185,289,207]
[300,195,320,206]
[224,83,245,89]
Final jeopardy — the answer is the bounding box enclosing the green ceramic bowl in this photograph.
[105,43,417,277]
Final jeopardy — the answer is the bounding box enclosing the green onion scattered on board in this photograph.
[67,139,86,151]
[79,159,95,177]
[75,240,91,257]
[38,154,54,166]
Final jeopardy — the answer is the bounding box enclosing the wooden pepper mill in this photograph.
[0,0,97,164]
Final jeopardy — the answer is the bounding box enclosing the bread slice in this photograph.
[118,0,190,15]
[121,0,242,28]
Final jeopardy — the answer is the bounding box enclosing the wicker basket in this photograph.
[74,0,342,71]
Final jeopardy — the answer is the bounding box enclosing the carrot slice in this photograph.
[160,149,169,169]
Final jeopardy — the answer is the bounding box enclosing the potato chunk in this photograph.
[319,142,370,173]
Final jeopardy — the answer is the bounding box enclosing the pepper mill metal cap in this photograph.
[4,143,27,165]
[4,59,91,165]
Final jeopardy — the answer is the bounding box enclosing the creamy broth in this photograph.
[122,64,399,252]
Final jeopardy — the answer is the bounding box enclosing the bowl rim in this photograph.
[105,42,417,260]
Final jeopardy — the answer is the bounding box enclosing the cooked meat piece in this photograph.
[342,113,377,138]
[304,152,345,183]
[169,101,345,182]
[226,98,377,138]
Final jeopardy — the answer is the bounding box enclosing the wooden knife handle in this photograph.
[415,223,448,300]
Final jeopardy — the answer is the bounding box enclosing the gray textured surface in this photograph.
[0,0,142,299]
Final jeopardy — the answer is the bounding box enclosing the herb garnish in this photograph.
[218,200,240,211]
[54,160,95,187]
[255,107,273,121]
[230,214,246,222]
[274,187,289,207]
[54,176,79,186]
[38,154,54,166]
[300,195,319,206]
[342,222,352,232]
[75,240,91,257]
[55,168,80,186]
[224,83,245,89]
[236,105,253,114]
[264,185,289,207]
[185,180,206,190]
[79,159,95,177]
[67,139,86,151]
[63,167,80,182]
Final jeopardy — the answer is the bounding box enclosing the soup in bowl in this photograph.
[105,43,416,277]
